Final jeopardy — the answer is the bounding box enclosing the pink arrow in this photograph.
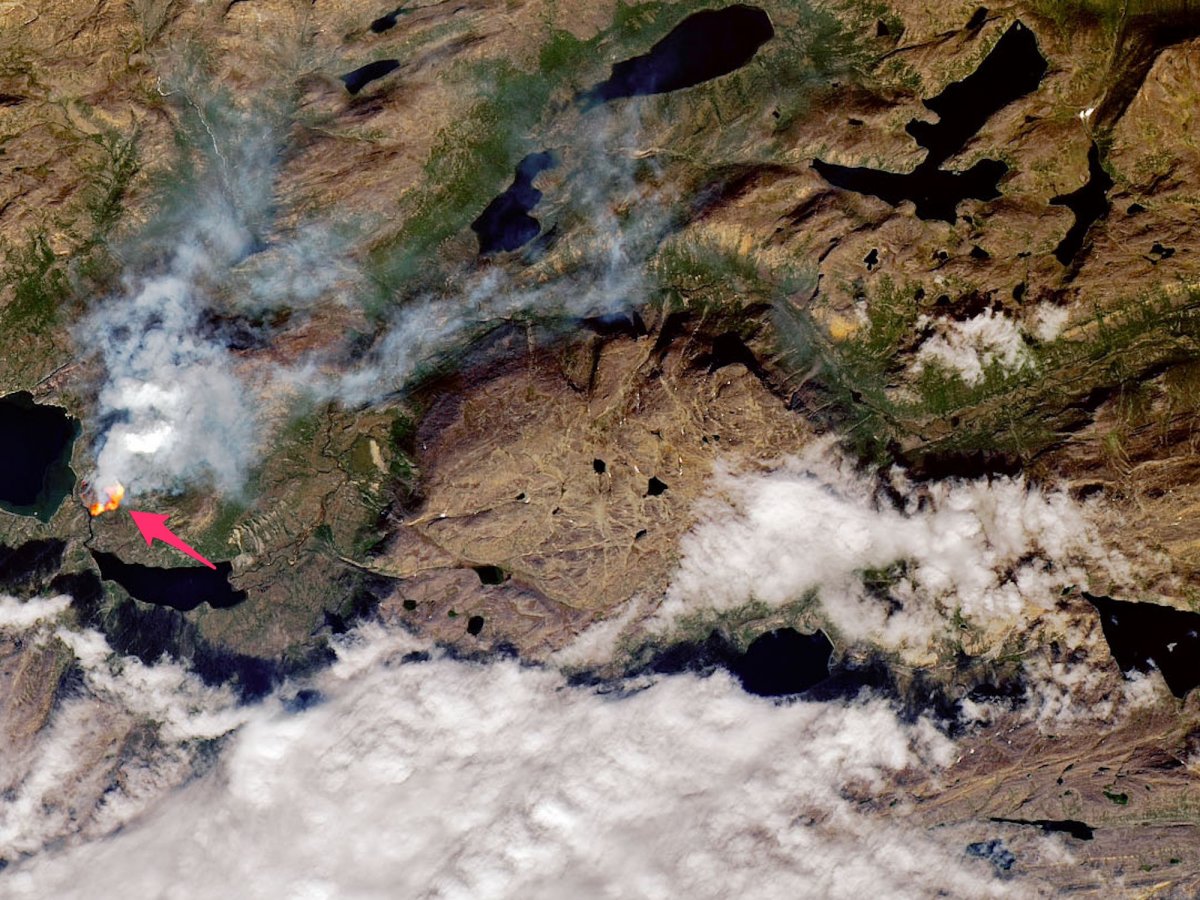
[128,510,216,570]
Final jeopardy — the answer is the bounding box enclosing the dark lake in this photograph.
[906,21,1046,169]
[92,550,247,612]
[811,157,1007,223]
[578,5,773,108]
[341,59,401,95]
[581,309,648,338]
[813,21,1045,223]
[0,392,78,522]
[990,817,1094,841]
[729,627,833,696]
[471,151,557,254]
[370,6,409,33]
[1050,142,1113,265]
[1084,591,1200,698]
[647,626,834,697]
[66,568,282,700]
[966,838,1016,874]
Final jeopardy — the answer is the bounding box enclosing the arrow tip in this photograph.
[128,509,170,545]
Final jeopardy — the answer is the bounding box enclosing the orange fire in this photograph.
[86,483,125,517]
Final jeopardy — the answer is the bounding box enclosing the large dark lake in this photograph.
[92,551,247,612]
[0,392,78,522]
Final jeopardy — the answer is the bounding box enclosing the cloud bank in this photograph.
[659,439,1127,652]
[2,616,1020,899]
[0,606,250,860]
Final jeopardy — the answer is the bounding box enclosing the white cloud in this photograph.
[550,595,646,669]
[0,624,250,859]
[0,595,70,631]
[913,309,1032,385]
[1030,303,1069,342]
[4,624,1019,899]
[659,439,1127,655]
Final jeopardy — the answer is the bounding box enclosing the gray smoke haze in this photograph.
[333,256,644,405]
[83,85,673,499]
[3,618,1022,900]
[81,74,285,499]
[334,106,668,406]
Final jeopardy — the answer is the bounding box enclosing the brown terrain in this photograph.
[3,0,1200,892]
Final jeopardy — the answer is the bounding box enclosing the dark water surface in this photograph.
[731,628,833,696]
[966,838,1016,873]
[472,565,509,585]
[1050,142,1113,265]
[578,5,773,107]
[67,569,278,699]
[341,59,401,95]
[92,551,247,612]
[906,21,1047,169]
[811,158,1008,223]
[647,627,834,697]
[991,817,1095,841]
[1083,591,1200,698]
[0,392,78,522]
[370,5,409,33]
[813,21,1045,223]
[581,309,648,338]
[471,151,558,254]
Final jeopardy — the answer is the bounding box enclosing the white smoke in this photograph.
[658,439,1128,654]
[335,105,663,406]
[83,257,261,497]
[79,77,285,499]
[4,624,1020,899]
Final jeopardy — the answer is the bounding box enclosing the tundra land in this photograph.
[5,1,1200,895]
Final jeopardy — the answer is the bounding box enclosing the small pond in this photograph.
[341,59,401,95]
